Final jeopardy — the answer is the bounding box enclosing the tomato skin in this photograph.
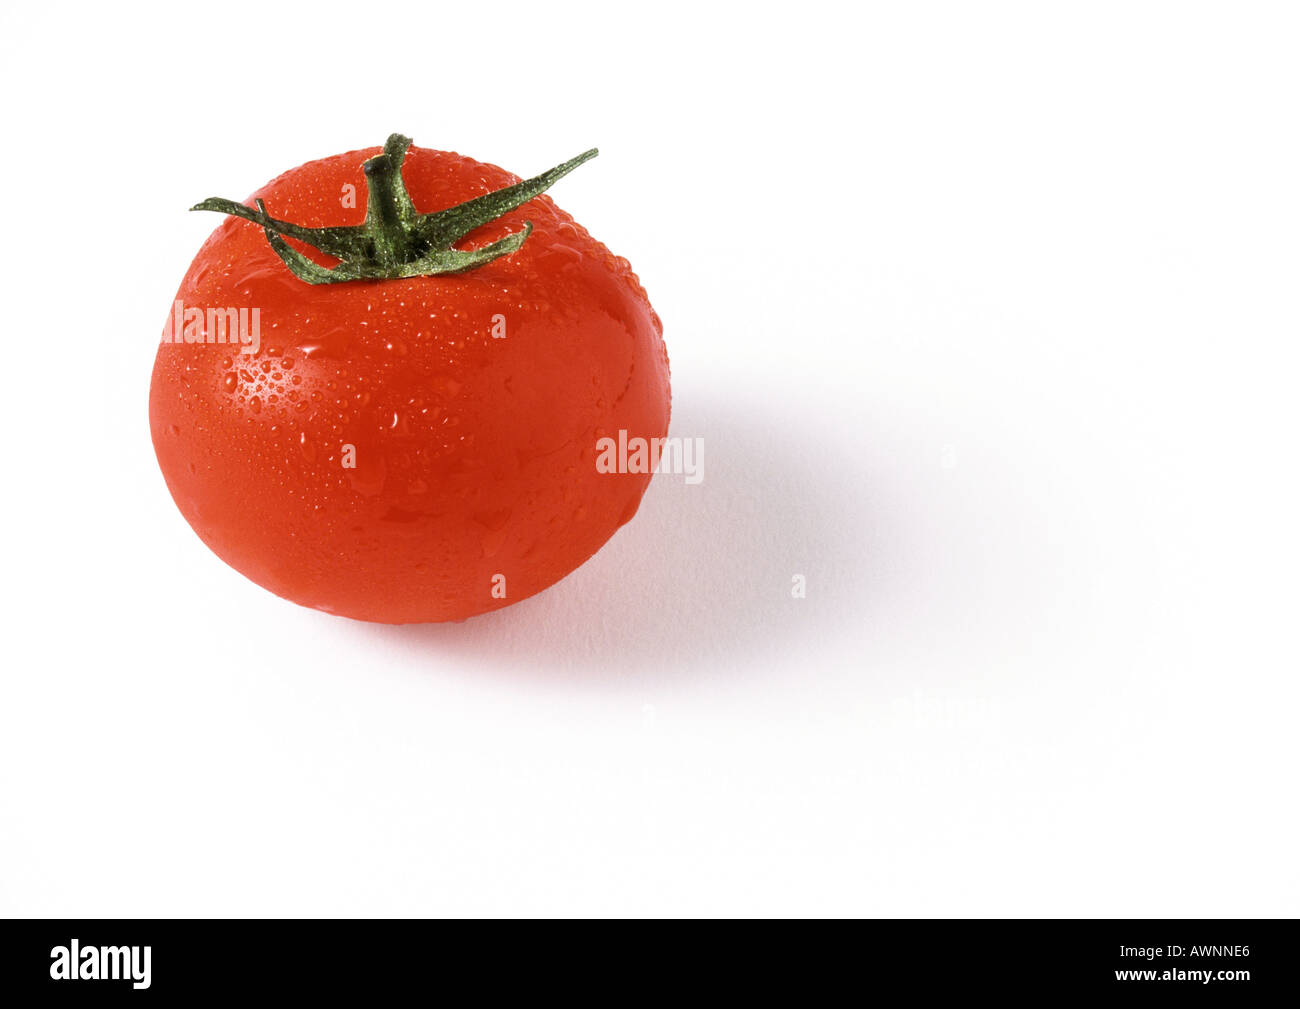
[150,145,669,623]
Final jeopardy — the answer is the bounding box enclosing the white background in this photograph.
[1,2,1297,917]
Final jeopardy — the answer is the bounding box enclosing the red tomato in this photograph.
[149,138,670,623]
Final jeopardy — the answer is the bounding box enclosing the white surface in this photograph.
[1,1,1297,917]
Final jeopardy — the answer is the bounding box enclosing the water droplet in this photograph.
[299,431,316,463]
[472,507,512,558]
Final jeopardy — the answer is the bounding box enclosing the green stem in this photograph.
[191,134,597,285]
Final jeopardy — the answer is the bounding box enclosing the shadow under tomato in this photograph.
[348,384,881,685]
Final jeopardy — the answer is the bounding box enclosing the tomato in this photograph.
[149,136,670,623]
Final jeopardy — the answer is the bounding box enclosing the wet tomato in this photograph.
[150,135,669,623]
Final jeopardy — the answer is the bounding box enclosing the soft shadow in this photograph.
[351,388,880,684]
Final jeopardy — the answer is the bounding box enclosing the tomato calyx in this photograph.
[190,134,598,285]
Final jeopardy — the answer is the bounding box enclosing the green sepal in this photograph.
[192,135,596,285]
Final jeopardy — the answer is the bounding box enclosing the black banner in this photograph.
[0,920,1288,998]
